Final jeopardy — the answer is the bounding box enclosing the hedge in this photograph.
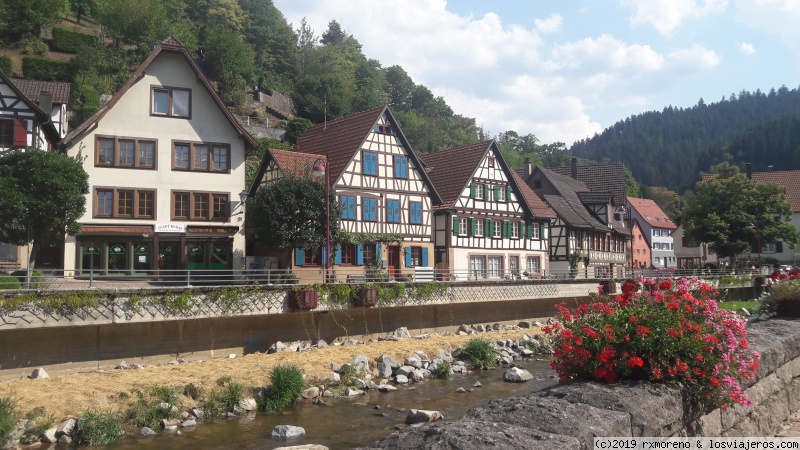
[21,57,72,81]
[0,56,12,75]
[51,28,97,53]
[0,274,21,290]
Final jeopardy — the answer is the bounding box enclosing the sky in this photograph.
[273,0,800,146]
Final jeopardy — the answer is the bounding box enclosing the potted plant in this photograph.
[288,286,319,311]
[353,283,378,307]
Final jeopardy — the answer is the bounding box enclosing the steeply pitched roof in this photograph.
[701,170,800,213]
[293,105,442,204]
[551,162,628,206]
[0,70,59,145]
[419,141,488,207]
[61,36,259,151]
[627,196,677,230]
[509,170,556,219]
[10,78,71,104]
[271,148,325,178]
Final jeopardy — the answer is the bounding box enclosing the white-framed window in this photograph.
[527,256,540,274]
[763,243,776,253]
[494,221,502,238]
[475,219,484,236]
[509,256,519,277]
[475,184,484,200]
[498,186,506,202]
[470,256,485,279]
[655,256,661,265]
[532,223,540,239]
[488,256,502,278]
[459,218,468,236]
[511,221,519,239]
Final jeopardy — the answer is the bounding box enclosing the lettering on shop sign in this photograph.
[155,223,187,233]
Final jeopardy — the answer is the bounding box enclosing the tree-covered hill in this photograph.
[570,86,800,192]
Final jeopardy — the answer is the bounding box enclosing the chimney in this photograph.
[524,157,532,177]
[38,91,52,115]
[571,157,577,180]
[745,162,752,180]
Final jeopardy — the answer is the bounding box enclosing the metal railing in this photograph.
[0,266,761,291]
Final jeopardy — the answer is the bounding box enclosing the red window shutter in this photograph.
[13,119,27,147]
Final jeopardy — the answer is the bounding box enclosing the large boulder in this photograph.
[272,425,306,439]
[376,355,401,378]
[464,396,630,450]
[405,409,444,424]
[357,420,580,450]
[503,367,533,382]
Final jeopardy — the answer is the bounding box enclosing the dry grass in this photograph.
[0,328,542,421]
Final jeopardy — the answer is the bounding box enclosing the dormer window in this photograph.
[152,86,190,118]
[373,124,393,134]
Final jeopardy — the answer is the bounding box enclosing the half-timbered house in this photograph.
[420,140,555,280]
[59,37,259,279]
[522,161,630,278]
[250,106,441,283]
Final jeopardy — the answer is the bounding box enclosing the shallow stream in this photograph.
[104,359,557,450]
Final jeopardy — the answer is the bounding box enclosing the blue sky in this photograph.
[274,0,800,146]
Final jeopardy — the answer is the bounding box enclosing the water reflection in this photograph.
[105,359,556,450]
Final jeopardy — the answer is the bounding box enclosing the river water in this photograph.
[104,359,557,450]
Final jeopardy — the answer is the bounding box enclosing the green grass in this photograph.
[204,377,246,418]
[259,365,307,411]
[77,410,124,446]
[718,301,760,315]
[455,339,497,369]
[0,397,19,443]
[431,361,451,379]
[125,386,182,429]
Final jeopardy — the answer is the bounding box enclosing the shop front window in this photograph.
[210,243,230,270]
[187,244,205,270]
[81,242,102,274]
[108,243,128,274]
[133,244,151,272]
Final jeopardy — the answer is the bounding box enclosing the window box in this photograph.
[353,287,378,307]
[289,289,318,311]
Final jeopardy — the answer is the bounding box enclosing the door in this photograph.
[158,241,180,279]
[388,245,401,279]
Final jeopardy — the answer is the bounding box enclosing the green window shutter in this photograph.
[470,218,477,236]
[503,220,510,238]
[483,184,489,199]
[540,222,546,239]
[527,222,533,239]
[493,185,499,201]
[469,183,476,199]
[452,216,460,236]
[519,221,525,238]
[486,219,493,236]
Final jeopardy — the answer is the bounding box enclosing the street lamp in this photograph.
[312,159,331,283]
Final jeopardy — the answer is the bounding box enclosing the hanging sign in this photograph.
[85,245,100,255]
[109,244,126,255]
[155,223,186,233]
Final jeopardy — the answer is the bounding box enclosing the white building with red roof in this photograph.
[627,196,677,268]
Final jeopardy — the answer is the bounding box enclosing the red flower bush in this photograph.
[543,276,760,409]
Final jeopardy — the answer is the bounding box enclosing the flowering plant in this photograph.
[543,276,760,409]
[760,269,800,315]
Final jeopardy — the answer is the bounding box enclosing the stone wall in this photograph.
[359,319,800,450]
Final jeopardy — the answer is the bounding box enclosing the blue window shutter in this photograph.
[422,248,429,266]
[405,248,412,267]
[294,248,304,266]
[401,158,407,177]
[322,247,327,263]
[356,243,364,265]
[375,243,382,266]
[335,245,342,265]
[371,199,377,220]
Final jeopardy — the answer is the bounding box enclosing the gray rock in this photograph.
[504,367,534,382]
[464,396,630,450]
[395,365,415,377]
[393,327,411,339]
[56,418,76,437]
[376,355,401,378]
[41,427,58,443]
[227,353,237,359]
[414,351,430,362]
[473,381,482,388]
[190,408,204,419]
[395,375,409,384]
[330,363,341,372]
[518,320,534,328]
[363,419,580,450]
[181,419,196,427]
[115,360,130,370]
[411,369,425,382]
[455,387,467,393]
[181,411,189,420]
[272,425,306,438]
[329,372,340,383]
[139,427,156,437]
[273,445,330,450]
[473,324,486,332]
[537,381,681,437]
[345,388,364,396]
[57,435,72,445]
[404,356,423,369]
[303,387,321,399]
[322,390,335,397]
[239,398,257,411]
[317,339,329,348]
[354,355,370,372]
[342,339,360,346]
[377,384,398,392]
[30,368,49,379]
[163,425,178,433]
[457,324,471,333]
[161,418,181,428]
[405,409,444,424]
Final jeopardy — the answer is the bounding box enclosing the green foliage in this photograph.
[96,0,169,49]
[10,271,46,288]
[321,283,357,307]
[431,361,451,379]
[51,27,98,53]
[125,386,182,429]
[640,186,684,221]
[203,24,255,110]
[259,365,306,411]
[407,283,448,304]
[683,165,800,261]
[183,383,201,400]
[455,339,497,369]
[250,174,341,252]
[209,376,245,414]
[0,56,11,75]
[284,117,313,144]
[0,397,19,444]
[158,290,196,314]
[77,410,124,446]
[19,37,48,56]
[21,57,72,81]
[20,410,55,445]
[0,274,21,290]
[376,283,406,304]
[0,0,64,42]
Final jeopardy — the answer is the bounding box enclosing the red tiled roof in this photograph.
[11,78,71,104]
[701,170,800,212]
[419,141,488,207]
[627,196,677,230]
[270,148,325,178]
[509,171,556,219]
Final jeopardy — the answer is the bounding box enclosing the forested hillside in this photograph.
[570,86,800,192]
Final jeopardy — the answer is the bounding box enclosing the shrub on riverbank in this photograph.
[203,376,245,418]
[431,361,451,379]
[544,277,760,409]
[259,365,306,411]
[77,410,124,446]
[0,397,19,444]
[126,386,183,429]
[455,339,497,369]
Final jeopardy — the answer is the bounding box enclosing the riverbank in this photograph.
[0,325,544,421]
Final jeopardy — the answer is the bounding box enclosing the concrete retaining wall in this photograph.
[360,319,800,449]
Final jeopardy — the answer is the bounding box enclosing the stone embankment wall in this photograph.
[0,281,595,378]
[359,319,800,450]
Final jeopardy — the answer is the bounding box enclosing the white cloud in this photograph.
[535,14,563,34]
[734,0,800,50]
[620,0,728,33]
[738,42,756,55]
